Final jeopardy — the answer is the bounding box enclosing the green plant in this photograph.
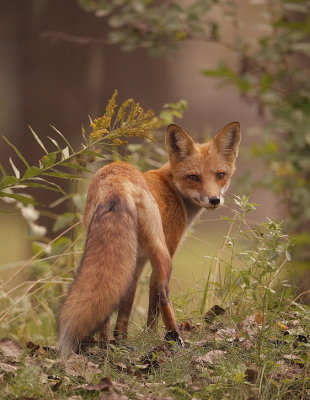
[78,0,310,299]
[78,0,217,55]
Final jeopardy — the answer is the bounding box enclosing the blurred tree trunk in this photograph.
[0,0,172,234]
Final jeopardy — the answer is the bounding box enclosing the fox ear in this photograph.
[213,121,241,160]
[166,124,195,162]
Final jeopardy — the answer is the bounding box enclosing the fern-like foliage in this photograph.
[0,91,156,207]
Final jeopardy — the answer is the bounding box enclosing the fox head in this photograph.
[166,122,241,209]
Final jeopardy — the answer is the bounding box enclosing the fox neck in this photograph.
[159,163,204,226]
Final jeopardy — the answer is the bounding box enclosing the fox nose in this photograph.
[209,196,220,206]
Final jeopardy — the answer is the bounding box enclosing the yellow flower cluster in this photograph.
[89,90,156,143]
[113,138,128,145]
[90,90,118,140]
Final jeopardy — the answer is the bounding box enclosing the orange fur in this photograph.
[58,122,241,355]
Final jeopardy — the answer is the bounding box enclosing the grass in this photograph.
[0,301,309,399]
[0,197,309,399]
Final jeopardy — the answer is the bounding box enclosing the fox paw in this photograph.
[164,329,185,347]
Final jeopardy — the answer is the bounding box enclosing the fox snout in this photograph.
[199,195,224,209]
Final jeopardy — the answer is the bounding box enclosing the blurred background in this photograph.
[0,0,309,338]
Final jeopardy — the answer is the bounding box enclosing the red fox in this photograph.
[58,122,241,355]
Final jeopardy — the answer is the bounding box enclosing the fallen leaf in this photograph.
[18,397,39,400]
[239,313,264,337]
[0,338,23,362]
[189,375,212,391]
[116,361,129,372]
[80,336,98,351]
[184,340,207,348]
[215,327,237,342]
[42,345,59,356]
[238,338,254,349]
[0,361,18,373]
[85,377,113,392]
[143,382,166,388]
[136,395,173,400]
[138,345,170,372]
[99,393,128,400]
[204,305,226,325]
[64,353,99,381]
[135,364,151,370]
[193,350,226,365]
[47,374,62,391]
[26,353,56,371]
[179,321,197,332]
[26,341,40,356]
[245,365,258,383]
[273,360,303,380]
[254,311,264,325]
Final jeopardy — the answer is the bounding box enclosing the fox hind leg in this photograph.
[114,255,147,340]
[98,316,112,346]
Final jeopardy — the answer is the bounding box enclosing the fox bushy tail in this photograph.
[58,195,137,356]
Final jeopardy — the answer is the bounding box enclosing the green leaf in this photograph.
[0,163,6,177]
[29,126,48,154]
[50,125,75,152]
[260,73,273,91]
[61,146,70,160]
[202,64,234,78]
[202,64,252,93]
[32,241,47,257]
[83,150,106,159]
[49,236,72,256]
[81,125,87,144]
[2,136,30,168]
[23,166,42,180]
[29,177,66,194]
[48,136,61,149]
[9,157,20,178]
[24,182,62,193]
[0,175,19,189]
[53,212,76,232]
[42,171,82,180]
[39,152,58,168]
[0,191,36,204]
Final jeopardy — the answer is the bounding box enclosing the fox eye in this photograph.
[187,174,200,182]
[216,172,226,180]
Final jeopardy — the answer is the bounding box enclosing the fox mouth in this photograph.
[192,197,223,209]
[205,203,222,210]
